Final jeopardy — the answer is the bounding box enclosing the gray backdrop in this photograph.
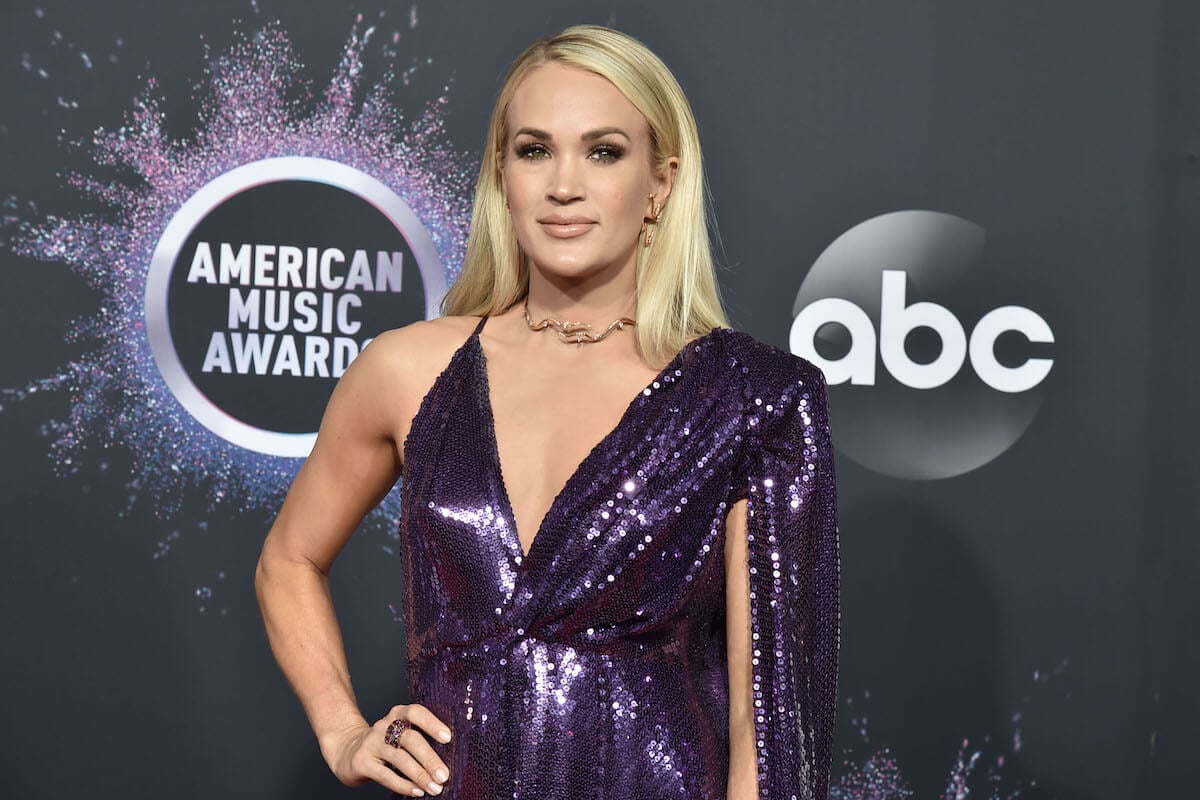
[1,1,1195,798]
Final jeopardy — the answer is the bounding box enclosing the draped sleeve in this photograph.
[730,353,840,800]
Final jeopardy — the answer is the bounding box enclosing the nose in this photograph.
[547,156,583,204]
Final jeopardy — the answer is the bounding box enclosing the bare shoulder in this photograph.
[359,315,480,378]
[349,315,483,442]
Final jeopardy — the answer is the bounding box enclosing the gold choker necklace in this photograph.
[523,300,636,344]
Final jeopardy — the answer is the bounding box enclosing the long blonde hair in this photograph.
[441,24,730,366]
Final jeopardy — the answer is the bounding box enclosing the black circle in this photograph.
[901,325,944,365]
[167,180,427,435]
[813,321,853,361]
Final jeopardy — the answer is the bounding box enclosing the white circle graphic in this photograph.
[145,157,446,458]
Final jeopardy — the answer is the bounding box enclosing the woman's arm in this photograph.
[254,329,451,796]
[725,497,760,800]
[724,354,840,800]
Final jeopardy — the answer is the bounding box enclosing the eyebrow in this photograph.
[513,126,632,142]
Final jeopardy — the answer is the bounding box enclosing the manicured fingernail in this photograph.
[428,781,443,795]
[435,768,449,782]
[410,789,424,797]
[438,729,452,743]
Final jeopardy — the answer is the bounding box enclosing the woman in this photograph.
[256,24,839,800]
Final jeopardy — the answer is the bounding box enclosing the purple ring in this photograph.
[384,718,412,748]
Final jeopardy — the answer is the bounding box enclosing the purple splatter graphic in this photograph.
[2,10,473,526]
[832,661,1069,799]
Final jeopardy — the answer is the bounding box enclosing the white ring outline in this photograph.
[145,157,446,458]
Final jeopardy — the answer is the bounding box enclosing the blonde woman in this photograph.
[256,24,839,800]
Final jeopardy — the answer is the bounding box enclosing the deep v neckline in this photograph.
[471,319,717,565]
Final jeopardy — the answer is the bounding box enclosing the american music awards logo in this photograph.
[146,157,445,457]
[2,18,472,511]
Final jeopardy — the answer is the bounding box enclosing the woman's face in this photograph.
[500,62,675,283]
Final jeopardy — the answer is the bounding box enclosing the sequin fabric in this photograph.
[399,315,839,800]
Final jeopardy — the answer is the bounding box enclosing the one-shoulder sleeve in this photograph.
[730,356,840,800]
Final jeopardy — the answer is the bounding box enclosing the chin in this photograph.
[526,246,636,282]
[529,256,616,282]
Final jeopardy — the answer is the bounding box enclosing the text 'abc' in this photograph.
[791,270,1054,393]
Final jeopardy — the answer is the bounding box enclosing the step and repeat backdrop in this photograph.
[2,1,1196,798]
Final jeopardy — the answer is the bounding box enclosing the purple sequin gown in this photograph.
[399,316,839,800]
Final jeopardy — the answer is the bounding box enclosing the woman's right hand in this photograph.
[254,325,472,796]
[326,704,454,797]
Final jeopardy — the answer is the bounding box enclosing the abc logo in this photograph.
[790,211,1054,480]
[791,270,1053,392]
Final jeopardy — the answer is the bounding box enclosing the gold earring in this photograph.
[643,194,663,247]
